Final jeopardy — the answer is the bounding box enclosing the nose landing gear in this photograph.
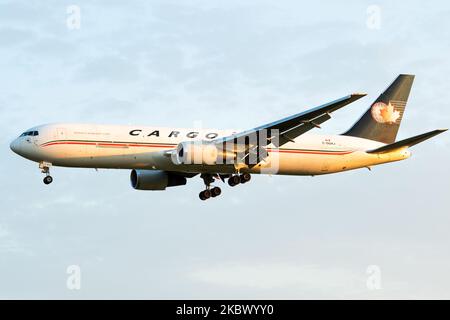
[43,175,53,185]
[39,161,53,185]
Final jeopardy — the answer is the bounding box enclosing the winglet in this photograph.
[367,129,447,154]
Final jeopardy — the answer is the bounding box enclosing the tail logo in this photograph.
[371,101,400,124]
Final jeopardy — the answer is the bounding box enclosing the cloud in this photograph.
[190,262,362,291]
[0,27,35,46]
[0,224,25,255]
[74,55,140,83]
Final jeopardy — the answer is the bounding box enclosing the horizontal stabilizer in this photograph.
[367,129,447,154]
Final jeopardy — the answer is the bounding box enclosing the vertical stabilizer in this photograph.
[343,74,415,144]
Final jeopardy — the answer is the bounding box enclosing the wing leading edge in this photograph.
[215,93,366,149]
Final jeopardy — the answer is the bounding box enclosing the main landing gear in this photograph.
[228,173,251,187]
[199,173,222,201]
[39,161,53,185]
[198,173,251,201]
[199,186,222,201]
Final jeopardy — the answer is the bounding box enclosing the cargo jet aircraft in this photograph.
[10,75,446,200]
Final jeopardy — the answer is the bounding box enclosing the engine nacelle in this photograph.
[173,141,219,165]
[130,169,187,190]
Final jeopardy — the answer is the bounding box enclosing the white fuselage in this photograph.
[10,123,411,175]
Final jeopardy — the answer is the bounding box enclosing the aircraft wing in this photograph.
[212,93,366,164]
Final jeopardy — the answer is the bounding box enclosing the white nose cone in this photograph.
[10,139,20,154]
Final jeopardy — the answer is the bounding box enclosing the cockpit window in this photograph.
[19,131,39,137]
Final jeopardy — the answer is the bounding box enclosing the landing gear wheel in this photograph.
[240,173,251,184]
[203,189,211,199]
[39,162,53,185]
[211,187,222,197]
[43,176,53,185]
[199,189,212,200]
[228,175,241,187]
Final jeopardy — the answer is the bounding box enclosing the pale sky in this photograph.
[1,0,450,299]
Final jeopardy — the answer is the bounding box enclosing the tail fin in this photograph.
[366,129,447,154]
[343,74,415,144]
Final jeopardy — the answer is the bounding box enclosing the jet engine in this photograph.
[173,141,219,165]
[130,169,187,190]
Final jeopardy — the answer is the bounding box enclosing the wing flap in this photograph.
[262,93,365,136]
[276,113,332,147]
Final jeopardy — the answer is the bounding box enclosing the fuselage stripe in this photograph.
[41,141,176,148]
[40,140,354,155]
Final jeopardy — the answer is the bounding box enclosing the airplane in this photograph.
[10,74,447,200]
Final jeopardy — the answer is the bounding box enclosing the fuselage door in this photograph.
[55,128,67,141]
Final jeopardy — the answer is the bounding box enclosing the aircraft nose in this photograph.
[10,139,20,155]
